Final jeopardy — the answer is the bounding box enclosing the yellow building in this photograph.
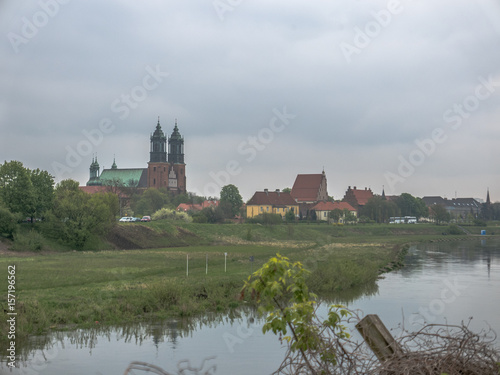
[246,189,299,218]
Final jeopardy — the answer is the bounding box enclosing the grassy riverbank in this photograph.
[0,222,491,350]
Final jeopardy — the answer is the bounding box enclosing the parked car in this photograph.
[119,217,133,222]
[141,216,151,222]
[131,217,141,222]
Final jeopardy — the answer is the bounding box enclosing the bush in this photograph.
[199,207,226,223]
[152,208,192,222]
[447,224,463,235]
[473,218,487,227]
[12,230,45,252]
[246,213,283,225]
[0,206,17,239]
[192,213,208,223]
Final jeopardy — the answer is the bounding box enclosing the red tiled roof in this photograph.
[201,200,219,208]
[291,174,323,202]
[351,189,373,205]
[343,187,373,206]
[177,203,197,212]
[247,191,297,206]
[312,201,356,212]
[177,200,219,212]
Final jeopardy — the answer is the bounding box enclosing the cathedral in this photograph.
[86,119,186,194]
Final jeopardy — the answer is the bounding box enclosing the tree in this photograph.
[360,196,398,223]
[329,209,343,224]
[308,209,317,221]
[0,204,17,239]
[430,204,450,225]
[492,203,500,221]
[395,193,428,218]
[220,184,243,217]
[0,160,35,217]
[133,188,168,216]
[199,206,225,223]
[285,208,296,222]
[28,168,54,222]
[242,254,351,374]
[282,187,291,193]
[343,209,357,224]
[47,179,118,249]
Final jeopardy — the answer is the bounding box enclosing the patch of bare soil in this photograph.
[0,239,38,257]
[0,239,12,254]
[106,224,201,250]
[106,225,155,249]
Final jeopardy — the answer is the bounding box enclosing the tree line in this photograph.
[0,161,246,249]
[0,161,118,249]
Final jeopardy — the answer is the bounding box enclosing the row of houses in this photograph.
[245,171,374,222]
[243,171,489,222]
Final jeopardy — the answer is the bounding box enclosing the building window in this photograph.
[260,207,263,212]
[154,166,156,172]
[153,178,156,185]
[267,207,269,212]
[164,167,166,172]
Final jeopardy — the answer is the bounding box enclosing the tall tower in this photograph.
[166,120,186,194]
[147,118,186,194]
[168,121,184,164]
[150,118,167,163]
[86,155,101,186]
[147,119,169,188]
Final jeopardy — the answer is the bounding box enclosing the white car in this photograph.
[119,217,133,222]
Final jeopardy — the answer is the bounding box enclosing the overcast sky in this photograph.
[1,0,499,202]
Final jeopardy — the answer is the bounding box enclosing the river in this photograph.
[2,238,499,375]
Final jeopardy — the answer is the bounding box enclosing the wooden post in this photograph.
[355,314,402,362]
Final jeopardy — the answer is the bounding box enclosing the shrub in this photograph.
[447,224,463,235]
[246,213,283,225]
[0,206,17,239]
[192,213,208,223]
[473,218,487,227]
[152,208,192,222]
[12,230,45,252]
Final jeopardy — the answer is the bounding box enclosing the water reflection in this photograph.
[352,238,500,341]
[4,308,263,361]
[400,238,500,279]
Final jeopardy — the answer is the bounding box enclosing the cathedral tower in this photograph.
[149,118,167,163]
[86,155,100,186]
[166,120,186,194]
[147,118,186,194]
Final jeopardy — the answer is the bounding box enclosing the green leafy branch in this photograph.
[242,253,351,374]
